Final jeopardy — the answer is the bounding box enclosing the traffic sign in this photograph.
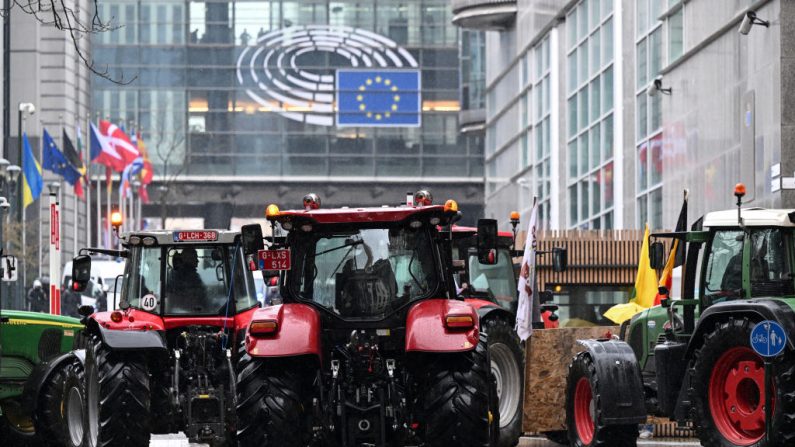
[750,320,787,357]
[1,255,18,282]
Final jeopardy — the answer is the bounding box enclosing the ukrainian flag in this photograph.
[22,132,43,208]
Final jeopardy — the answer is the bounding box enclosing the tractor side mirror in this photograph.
[552,247,568,272]
[71,255,91,293]
[539,290,554,304]
[649,241,665,270]
[78,305,94,318]
[241,224,264,257]
[476,218,499,265]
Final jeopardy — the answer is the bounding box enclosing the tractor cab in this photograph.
[242,192,470,325]
[73,230,258,319]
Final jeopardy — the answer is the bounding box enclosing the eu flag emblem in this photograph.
[336,70,421,127]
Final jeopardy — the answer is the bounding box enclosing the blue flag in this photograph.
[336,70,421,127]
[22,132,43,209]
[42,128,81,185]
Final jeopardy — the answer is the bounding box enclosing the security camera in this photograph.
[647,81,658,98]
[739,10,770,35]
[739,12,755,35]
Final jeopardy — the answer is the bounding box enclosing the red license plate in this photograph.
[174,231,218,242]
[258,249,291,270]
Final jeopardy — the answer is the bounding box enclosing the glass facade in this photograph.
[566,0,614,229]
[92,0,482,181]
[635,0,663,229]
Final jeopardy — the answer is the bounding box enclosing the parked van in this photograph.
[62,258,125,310]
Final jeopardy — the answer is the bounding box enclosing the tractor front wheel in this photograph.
[565,353,637,447]
[235,349,313,447]
[690,318,795,447]
[420,332,498,447]
[84,337,151,447]
[63,360,86,447]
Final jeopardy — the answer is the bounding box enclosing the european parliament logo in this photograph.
[336,70,421,127]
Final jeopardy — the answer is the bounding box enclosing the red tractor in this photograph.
[69,229,260,447]
[236,192,500,447]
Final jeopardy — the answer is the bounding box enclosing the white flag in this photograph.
[515,198,538,341]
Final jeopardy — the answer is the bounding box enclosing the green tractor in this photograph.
[1,308,85,446]
[566,186,795,447]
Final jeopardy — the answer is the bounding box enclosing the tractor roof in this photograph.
[703,208,795,228]
[120,229,240,245]
[271,205,456,225]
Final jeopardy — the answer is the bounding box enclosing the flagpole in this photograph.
[105,115,111,250]
[83,116,91,249]
[94,113,100,248]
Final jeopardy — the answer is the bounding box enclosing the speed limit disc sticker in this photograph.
[141,294,158,311]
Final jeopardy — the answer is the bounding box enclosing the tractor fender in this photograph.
[245,303,321,358]
[86,319,167,351]
[684,298,795,359]
[466,298,516,327]
[574,339,647,425]
[20,350,84,416]
[405,299,479,353]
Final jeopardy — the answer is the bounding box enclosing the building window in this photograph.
[668,6,684,62]
[636,0,664,229]
[566,0,614,229]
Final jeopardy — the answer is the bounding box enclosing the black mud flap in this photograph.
[576,339,647,425]
[96,324,167,351]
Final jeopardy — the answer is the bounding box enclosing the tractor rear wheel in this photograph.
[565,353,637,447]
[690,318,795,447]
[63,360,86,447]
[484,318,523,447]
[235,348,313,447]
[420,332,497,447]
[84,337,151,447]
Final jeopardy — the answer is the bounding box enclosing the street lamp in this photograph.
[47,182,60,196]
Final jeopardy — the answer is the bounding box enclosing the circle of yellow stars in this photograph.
[356,75,400,121]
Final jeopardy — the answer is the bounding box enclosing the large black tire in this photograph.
[235,347,313,447]
[483,318,523,447]
[566,353,637,447]
[63,360,86,447]
[0,400,41,446]
[690,318,795,447]
[84,337,151,447]
[419,332,496,447]
[33,358,72,443]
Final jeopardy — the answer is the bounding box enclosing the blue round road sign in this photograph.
[750,320,788,358]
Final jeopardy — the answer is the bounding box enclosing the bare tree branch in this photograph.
[2,0,135,85]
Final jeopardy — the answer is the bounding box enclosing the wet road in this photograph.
[150,434,702,446]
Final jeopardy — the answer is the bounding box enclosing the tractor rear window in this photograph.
[291,226,439,318]
[124,245,257,315]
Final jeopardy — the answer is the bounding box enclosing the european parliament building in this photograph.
[92,0,484,227]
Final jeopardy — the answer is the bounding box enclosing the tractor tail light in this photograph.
[445,315,475,329]
[110,311,123,323]
[249,320,279,336]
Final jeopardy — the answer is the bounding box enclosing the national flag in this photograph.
[75,123,87,199]
[91,122,125,172]
[654,192,689,305]
[120,157,144,198]
[62,129,84,172]
[336,70,421,127]
[136,130,153,185]
[21,132,43,209]
[630,224,659,308]
[96,120,139,169]
[42,129,81,185]
[515,198,538,341]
